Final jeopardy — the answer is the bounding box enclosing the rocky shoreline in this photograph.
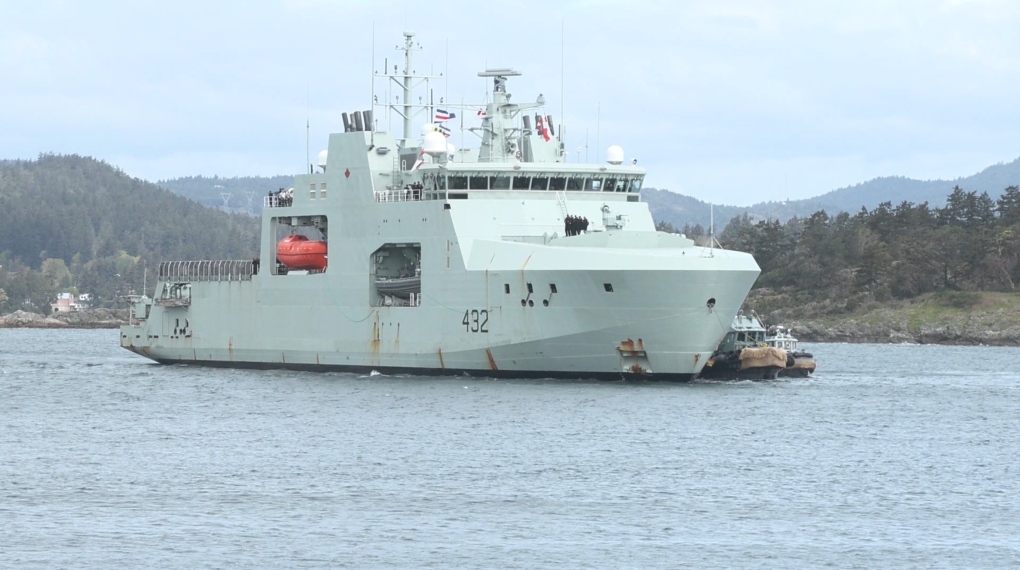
[0,309,128,329]
[780,318,1020,346]
[767,305,1020,346]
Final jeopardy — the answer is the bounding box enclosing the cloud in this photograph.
[3,0,1020,206]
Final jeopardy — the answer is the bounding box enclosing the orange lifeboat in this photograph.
[276,234,327,271]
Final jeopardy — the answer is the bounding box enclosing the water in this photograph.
[2,329,1018,569]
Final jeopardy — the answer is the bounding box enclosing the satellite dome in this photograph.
[421,123,436,136]
[317,149,328,169]
[606,145,624,165]
[423,131,447,154]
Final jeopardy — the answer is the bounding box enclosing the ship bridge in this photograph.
[427,163,643,193]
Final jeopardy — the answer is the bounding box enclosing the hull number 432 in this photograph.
[462,309,489,333]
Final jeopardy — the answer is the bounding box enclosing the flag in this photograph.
[536,115,551,142]
[477,107,488,117]
[434,108,455,121]
[436,123,451,137]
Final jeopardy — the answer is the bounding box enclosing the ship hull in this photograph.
[120,250,759,381]
[125,355,696,382]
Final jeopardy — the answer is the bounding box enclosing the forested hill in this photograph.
[806,156,1020,214]
[649,155,1020,229]
[0,154,259,311]
[158,174,295,215]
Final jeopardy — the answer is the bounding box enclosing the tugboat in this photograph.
[119,32,761,381]
[697,312,787,380]
[764,325,816,377]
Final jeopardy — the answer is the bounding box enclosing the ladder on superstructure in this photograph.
[555,191,569,218]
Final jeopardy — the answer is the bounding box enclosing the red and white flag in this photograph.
[536,115,551,142]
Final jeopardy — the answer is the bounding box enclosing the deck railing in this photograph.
[264,195,293,208]
[374,188,430,202]
[158,260,255,282]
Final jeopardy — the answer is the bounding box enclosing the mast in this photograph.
[474,69,546,163]
[401,31,414,145]
[476,69,521,162]
[373,31,440,149]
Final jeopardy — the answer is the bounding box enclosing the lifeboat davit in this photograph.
[276,234,327,271]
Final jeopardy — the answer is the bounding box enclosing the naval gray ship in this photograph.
[120,32,761,381]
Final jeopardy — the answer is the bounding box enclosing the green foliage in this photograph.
[41,258,72,290]
[997,186,1020,226]
[709,184,1020,309]
[0,154,261,312]
[935,291,983,310]
[873,286,892,302]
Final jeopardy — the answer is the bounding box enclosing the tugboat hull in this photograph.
[698,346,787,381]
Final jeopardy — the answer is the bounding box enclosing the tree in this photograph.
[997,186,1020,226]
[939,186,970,226]
[41,258,72,290]
[681,223,706,239]
[655,220,678,233]
[856,241,892,290]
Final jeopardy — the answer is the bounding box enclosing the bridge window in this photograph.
[604,178,617,192]
[469,175,488,189]
[587,178,602,191]
[490,175,511,190]
[512,176,530,190]
[448,175,467,190]
[531,176,549,190]
[550,177,566,190]
[566,176,584,190]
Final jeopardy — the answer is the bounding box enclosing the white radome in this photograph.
[607,145,624,165]
[423,131,447,154]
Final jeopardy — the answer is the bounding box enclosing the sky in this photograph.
[4,0,1020,206]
